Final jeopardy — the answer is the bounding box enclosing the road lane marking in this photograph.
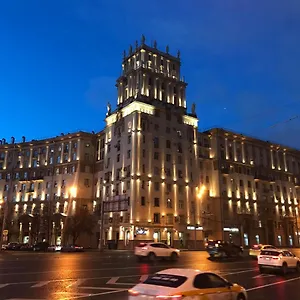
[246,276,300,292]
[0,268,258,287]
[222,268,257,276]
[0,283,9,289]
[54,289,128,299]
[106,277,119,284]
[252,274,275,278]
[31,281,51,288]
[80,287,126,290]
[67,279,86,288]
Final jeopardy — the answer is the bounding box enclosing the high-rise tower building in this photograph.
[94,36,200,249]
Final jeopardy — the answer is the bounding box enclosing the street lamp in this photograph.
[193,186,206,250]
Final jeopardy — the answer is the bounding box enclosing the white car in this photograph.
[249,244,277,258]
[258,249,300,275]
[128,268,247,300]
[134,242,180,261]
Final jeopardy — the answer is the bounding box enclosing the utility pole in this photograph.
[193,201,197,250]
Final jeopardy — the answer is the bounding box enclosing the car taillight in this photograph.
[128,289,139,296]
[156,295,182,299]
[273,256,281,260]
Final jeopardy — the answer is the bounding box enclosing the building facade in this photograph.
[0,132,97,247]
[1,37,300,249]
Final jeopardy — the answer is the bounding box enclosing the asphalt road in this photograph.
[1,250,300,300]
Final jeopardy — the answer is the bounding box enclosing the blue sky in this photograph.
[1,0,300,148]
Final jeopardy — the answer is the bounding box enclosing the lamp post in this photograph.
[0,199,8,249]
[63,186,77,245]
[194,186,206,250]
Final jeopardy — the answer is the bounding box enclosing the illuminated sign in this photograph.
[187,226,203,231]
[223,227,239,232]
[136,227,148,235]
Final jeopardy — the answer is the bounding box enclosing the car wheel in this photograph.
[148,252,156,262]
[237,293,246,300]
[170,252,178,261]
[296,262,300,273]
[259,265,264,273]
[282,262,288,275]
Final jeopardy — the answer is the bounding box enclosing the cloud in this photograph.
[84,76,116,110]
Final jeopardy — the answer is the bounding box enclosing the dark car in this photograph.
[33,242,49,252]
[206,240,243,258]
[6,242,21,250]
[20,243,33,251]
[61,245,84,252]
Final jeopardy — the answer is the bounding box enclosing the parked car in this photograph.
[48,245,62,252]
[61,245,84,252]
[134,242,180,261]
[6,242,21,250]
[33,242,49,251]
[20,243,33,251]
[249,244,277,259]
[258,249,300,275]
[206,240,243,258]
[128,268,247,300]
[1,244,8,250]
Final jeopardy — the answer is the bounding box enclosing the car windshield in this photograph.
[143,274,187,288]
[260,250,280,256]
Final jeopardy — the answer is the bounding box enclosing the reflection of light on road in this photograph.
[51,254,82,300]
[139,263,149,275]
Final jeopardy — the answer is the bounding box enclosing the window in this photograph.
[240,180,243,187]
[154,152,159,160]
[248,181,251,188]
[141,196,146,206]
[206,176,209,183]
[84,179,90,187]
[117,154,120,162]
[166,198,172,208]
[166,154,171,162]
[143,274,187,288]
[57,156,61,164]
[154,182,160,191]
[154,137,159,148]
[153,213,160,223]
[166,127,170,133]
[154,167,160,176]
[128,135,131,144]
[166,184,171,193]
[142,149,146,158]
[154,197,160,207]
[193,273,227,289]
[178,156,182,164]
[166,140,171,148]
[127,150,131,159]
[179,199,184,209]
